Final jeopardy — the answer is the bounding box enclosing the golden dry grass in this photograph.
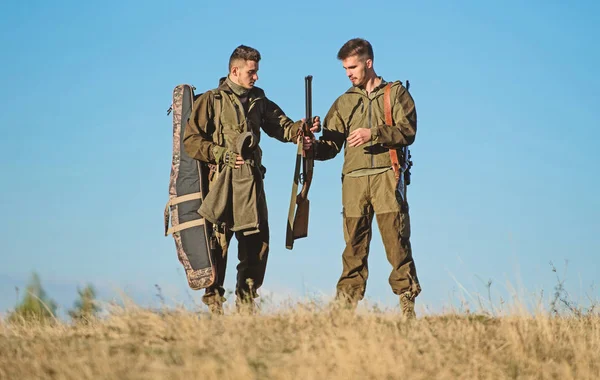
[1,301,599,380]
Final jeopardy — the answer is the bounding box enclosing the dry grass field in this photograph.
[1,298,599,380]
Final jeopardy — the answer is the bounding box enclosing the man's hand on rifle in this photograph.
[297,116,321,150]
[301,135,313,151]
[310,116,321,134]
[347,127,371,147]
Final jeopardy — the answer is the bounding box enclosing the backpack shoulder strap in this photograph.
[210,89,224,145]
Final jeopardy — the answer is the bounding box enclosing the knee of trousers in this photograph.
[342,213,373,245]
[376,211,411,241]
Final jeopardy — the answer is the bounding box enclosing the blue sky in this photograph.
[0,0,598,317]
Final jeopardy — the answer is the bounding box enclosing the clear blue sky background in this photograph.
[0,0,598,317]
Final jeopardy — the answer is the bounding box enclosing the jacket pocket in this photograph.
[399,207,411,239]
[230,165,260,232]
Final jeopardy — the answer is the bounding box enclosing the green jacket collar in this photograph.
[218,78,264,97]
[345,77,389,97]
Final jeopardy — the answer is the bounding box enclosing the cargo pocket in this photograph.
[342,208,350,243]
[231,165,260,233]
[399,207,411,239]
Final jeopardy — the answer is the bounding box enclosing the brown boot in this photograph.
[203,293,225,316]
[235,296,257,315]
[334,291,359,312]
[236,279,259,315]
[208,302,224,315]
[400,292,416,319]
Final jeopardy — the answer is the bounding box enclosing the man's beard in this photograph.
[352,79,365,88]
[351,69,368,87]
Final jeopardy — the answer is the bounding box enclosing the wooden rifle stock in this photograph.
[286,75,314,250]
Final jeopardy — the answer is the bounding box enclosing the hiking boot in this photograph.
[333,292,359,312]
[207,301,224,316]
[203,293,225,316]
[235,296,257,315]
[400,291,416,319]
[235,279,258,315]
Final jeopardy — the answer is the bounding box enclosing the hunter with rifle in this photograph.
[182,45,320,315]
[313,38,421,318]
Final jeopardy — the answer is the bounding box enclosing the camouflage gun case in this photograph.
[164,84,216,289]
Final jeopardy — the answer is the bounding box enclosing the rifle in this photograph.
[384,80,413,205]
[286,75,314,250]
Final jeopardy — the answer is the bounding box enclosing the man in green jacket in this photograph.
[184,45,320,314]
[315,38,421,318]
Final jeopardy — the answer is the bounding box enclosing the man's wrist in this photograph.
[212,145,226,164]
[371,126,380,143]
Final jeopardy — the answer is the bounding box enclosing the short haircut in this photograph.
[229,45,261,71]
[337,38,374,61]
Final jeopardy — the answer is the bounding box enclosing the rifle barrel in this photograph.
[305,75,312,127]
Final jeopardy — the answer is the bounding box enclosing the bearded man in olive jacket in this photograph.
[314,38,421,318]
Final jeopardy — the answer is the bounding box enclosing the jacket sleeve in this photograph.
[371,84,417,148]
[260,98,302,143]
[183,92,218,163]
[314,100,346,161]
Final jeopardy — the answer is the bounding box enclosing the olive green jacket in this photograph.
[315,79,417,175]
[184,80,300,232]
[183,80,302,170]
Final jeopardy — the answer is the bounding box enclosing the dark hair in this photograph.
[337,38,374,61]
[229,45,261,71]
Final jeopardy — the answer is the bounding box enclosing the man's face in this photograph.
[233,60,259,89]
[342,55,370,87]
